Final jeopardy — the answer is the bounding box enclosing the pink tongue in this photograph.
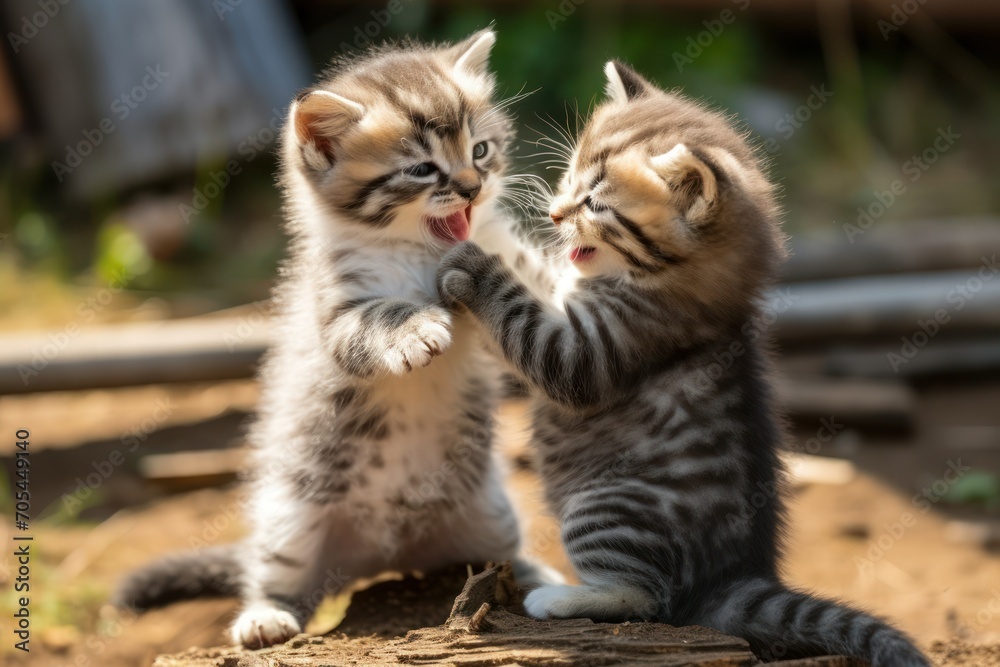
[429,208,470,242]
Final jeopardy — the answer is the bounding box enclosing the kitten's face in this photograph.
[549,144,702,277]
[549,62,782,306]
[288,31,512,248]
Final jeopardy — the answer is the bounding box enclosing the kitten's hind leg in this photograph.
[232,493,339,648]
[524,582,656,622]
[524,488,666,622]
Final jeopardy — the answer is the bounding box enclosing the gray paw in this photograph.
[437,241,490,306]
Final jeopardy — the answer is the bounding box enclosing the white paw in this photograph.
[231,604,301,649]
[383,308,452,374]
[524,584,582,620]
[524,583,655,622]
[513,558,567,590]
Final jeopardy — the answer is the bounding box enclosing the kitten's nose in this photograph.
[456,183,481,201]
[550,211,564,225]
[451,170,481,202]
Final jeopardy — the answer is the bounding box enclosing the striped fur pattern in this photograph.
[438,61,928,666]
[115,31,560,649]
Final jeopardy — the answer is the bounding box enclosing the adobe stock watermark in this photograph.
[51,65,170,183]
[53,608,139,667]
[17,268,134,387]
[295,566,352,622]
[222,301,272,352]
[887,255,1000,372]
[337,0,412,55]
[673,0,750,73]
[387,435,483,526]
[213,0,244,21]
[853,459,971,574]
[6,0,72,54]
[722,416,844,535]
[952,589,1000,638]
[687,286,799,394]
[178,108,283,224]
[60,398,176,516]
[841,125,960,243]
[791,416,845,457]
[761,84,833,155]
[371,427,492,560]
[545,0,585,30]
[877,0,928,40]
[189,492,251,551]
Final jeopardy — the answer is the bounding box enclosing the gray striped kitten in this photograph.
[437,61,928,666]
[115,30,558,648]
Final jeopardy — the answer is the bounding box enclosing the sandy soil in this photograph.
[2,392,999,666]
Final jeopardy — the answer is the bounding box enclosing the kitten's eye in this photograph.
[405,162,438,178]
[584,196,609,213]
[473,141,489,160]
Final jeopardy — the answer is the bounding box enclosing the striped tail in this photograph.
[113,545,242,611]
[695,577,929,666]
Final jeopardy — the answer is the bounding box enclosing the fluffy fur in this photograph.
[114,31,559,649]
[437,61,928,666]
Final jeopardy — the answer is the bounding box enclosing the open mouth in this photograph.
[427,205,472,244]
[569,246,597,263]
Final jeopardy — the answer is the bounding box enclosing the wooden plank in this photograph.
[774,270,1000,344]
[783,219,1000,283]
[785,453,856,488]
[138,448,246,492]
[0,316,270,395]
[826,338,1000,379]
[776,377,916,432]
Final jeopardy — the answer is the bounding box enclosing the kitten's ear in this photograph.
[450,29,496,76]
[603,60,651,104]
[292,90,365,169]
[650,144,719,220]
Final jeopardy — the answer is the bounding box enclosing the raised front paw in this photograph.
[437,241,491,307]
[383,306,452,374]
[231,603,302,649]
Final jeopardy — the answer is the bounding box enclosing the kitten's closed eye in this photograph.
[583,196,609,213]
[406,162,439,178]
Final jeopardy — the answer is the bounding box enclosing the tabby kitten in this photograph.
[437,61,928,666]
[115,30,557,648]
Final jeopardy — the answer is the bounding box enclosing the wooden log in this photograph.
[773,269,1000,344]
[775,377,916,432]
[782,219,1000,283]
[785,453,856,488]
[825,338,1000,379]
[0,316,270,395]
[150,563,866,667]
[138,448,246,492]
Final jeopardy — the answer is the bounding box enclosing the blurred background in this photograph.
[0,1,999,665]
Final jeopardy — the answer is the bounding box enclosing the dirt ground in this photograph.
[2,384,1000,666]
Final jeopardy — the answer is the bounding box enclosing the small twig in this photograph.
[468,602,491,633]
